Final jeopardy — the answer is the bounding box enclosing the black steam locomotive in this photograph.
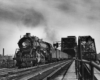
[14,33,68,68]
[61,36,77,58]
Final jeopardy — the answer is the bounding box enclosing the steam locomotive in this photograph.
[14,33,68,68]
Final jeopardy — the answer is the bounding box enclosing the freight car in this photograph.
[14,33,68,68]
[61,36,77,57]
[51,49,68,61]
[78,36,97,61]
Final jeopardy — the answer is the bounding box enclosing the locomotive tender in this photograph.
[14,33,68,68]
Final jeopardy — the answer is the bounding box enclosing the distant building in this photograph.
[0,55,14,68]
[0,55,12,63]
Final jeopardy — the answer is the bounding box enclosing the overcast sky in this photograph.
[0,0,100,56]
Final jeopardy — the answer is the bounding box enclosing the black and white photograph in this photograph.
[0,0,100,80]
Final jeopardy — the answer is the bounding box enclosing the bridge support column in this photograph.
[81,62,84,80]
[90,62,94,80]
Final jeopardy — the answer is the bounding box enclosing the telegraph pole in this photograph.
[3,48,4,56]
[53,42,59,61]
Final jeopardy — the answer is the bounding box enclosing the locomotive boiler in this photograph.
[14,33,68,68]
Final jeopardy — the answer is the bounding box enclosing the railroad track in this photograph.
[35,60,73,80]
[0,68,18,77]
[0,60,73,80]
[0,68,17,72]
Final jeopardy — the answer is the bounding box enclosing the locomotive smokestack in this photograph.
[26,33,31,37]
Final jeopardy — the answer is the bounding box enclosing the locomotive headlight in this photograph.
[22,42,27,48]
[22,39,31,48]
[22,42,26,47]
[44,51,46,53]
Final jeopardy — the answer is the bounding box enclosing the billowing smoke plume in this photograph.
[0,2,58,43]
[22,9,46,27]
[44,27,58,42]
